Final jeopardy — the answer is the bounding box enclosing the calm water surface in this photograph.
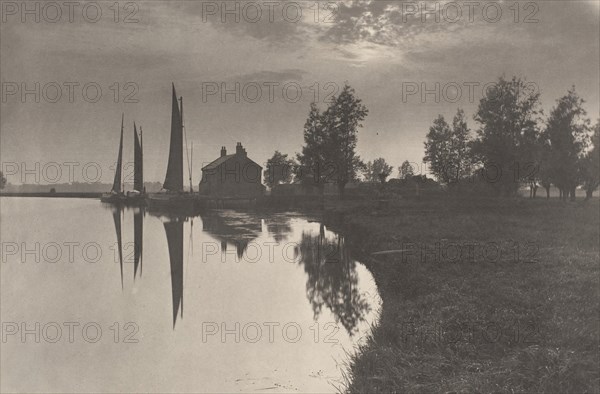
[1,198,381,393]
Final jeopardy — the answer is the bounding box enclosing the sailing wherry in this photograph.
[101,114,146,206]
[100,114,126,204]
[147,84,195,212]
[124,122,146,206]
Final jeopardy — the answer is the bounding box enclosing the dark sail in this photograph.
[163,84,184,192]
[164,218,184,328]
[133,123,143,193]
[112,207,124,289]
[133,208,143,279]
[111,114,124,193]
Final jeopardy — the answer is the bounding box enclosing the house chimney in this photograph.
[221,146,226,157]
[236,142,246,156]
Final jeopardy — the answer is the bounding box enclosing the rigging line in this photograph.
[180,97,193,192]
[183,124,192,188]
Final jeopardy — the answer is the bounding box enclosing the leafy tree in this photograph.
[363,158,393,183]
[374,158,393,183]
[297,84,368,196]
[398,160,415,179]
[471,76,542,196]
[263,151,296,188]
[544,87,591,201]
[324,84,368,195]
[362,161,374,182]
[0,171,6,190]
[297,103,328,193]
[580,121,599,200]
[424,115,453,184]
[423,108,472,186]
[449,108,472,181]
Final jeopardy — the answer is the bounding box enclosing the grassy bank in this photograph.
[322,197,599,393]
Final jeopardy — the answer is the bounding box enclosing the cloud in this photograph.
[228,69,308,84]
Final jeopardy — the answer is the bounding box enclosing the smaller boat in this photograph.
[124,122,146,206]
[101,114,126,204]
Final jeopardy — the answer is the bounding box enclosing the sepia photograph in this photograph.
[0,0,599,392]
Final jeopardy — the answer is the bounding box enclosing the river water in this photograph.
[0,197,380,393]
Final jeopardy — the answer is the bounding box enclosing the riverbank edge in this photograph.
[318,197,600,393]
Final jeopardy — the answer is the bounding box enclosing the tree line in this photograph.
[262,77,599,200]
[423,77,599,200]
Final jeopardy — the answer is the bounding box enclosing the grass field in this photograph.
[323,196,599,393]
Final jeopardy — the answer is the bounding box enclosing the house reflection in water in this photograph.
[200,211,262,258]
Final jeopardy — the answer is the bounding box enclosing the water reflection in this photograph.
[298,224,371,335]
[2,199,381,393]
[110,205,124,289]
[163,217,184,328]
[133,208,143,278]
[265,214,293,242]
[108,204,144,285]
[201,211,261,258]
[106,207,371,335]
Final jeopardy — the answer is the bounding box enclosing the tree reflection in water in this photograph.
[297,223,371,336]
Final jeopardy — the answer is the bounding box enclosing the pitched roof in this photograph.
[202,154,235,170]
[201,154,262,170]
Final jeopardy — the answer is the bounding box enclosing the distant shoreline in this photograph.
[0,192,101,198]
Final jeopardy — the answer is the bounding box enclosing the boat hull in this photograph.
[146,193,196,214]
[123,192,147,207]
[100,193,126,204]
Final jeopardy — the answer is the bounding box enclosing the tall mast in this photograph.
[112,113,124,193]
[190,143,193,193]
[180,95,193,193]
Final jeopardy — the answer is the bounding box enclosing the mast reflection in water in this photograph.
[133,207,143,278]
[111,205,124,289]
[163,216,184,328]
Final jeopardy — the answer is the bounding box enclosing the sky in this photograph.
[1,0,599,185]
